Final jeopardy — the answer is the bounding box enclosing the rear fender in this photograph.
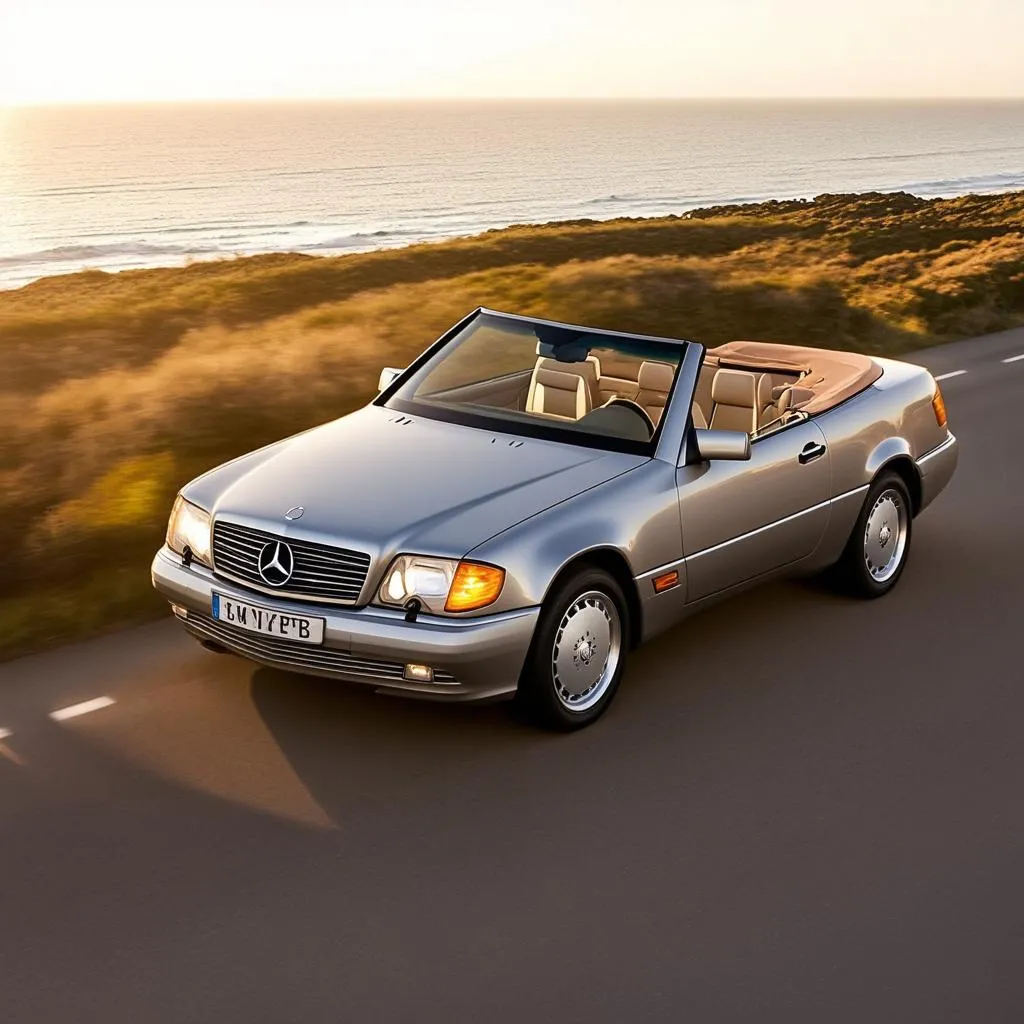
[865,436,913,478]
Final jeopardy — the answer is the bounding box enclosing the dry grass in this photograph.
[2,189,1023,657]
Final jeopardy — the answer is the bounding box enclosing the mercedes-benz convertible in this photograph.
[152,308,958,729]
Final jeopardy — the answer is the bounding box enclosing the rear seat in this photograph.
[756,383,817,432]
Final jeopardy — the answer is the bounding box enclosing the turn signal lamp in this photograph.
[932,385,948,428]
[445,561,505,612]
[653,570,679,593]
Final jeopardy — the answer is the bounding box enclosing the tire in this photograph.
[515,567,630,730]
[833,471,913,598]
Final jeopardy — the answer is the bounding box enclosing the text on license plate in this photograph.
[212,593,325,644]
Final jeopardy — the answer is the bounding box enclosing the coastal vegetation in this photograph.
[2,189,1022,657]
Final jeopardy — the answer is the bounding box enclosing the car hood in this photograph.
[186,404,645,587]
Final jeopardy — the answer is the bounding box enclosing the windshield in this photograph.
[383,312,686,453]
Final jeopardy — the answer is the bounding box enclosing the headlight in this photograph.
[166,495,213,567]
[377,555,505,614]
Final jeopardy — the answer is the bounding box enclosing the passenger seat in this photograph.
[708,369,760,433]
[635,360,675,426]
[756,373,774,427]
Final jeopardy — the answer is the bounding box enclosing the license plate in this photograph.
[212,593,325,645]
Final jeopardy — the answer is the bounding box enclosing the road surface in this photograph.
[2,327,1023,1023]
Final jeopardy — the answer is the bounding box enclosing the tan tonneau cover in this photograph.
[706,340,883,415]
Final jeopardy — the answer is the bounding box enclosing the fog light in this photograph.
[403,663,434,682]
[171,603,188,619]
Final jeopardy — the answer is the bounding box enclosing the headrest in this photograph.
[756,373,773,409]
[711,368,758,408]
[536,356,598,383]
[535,366,587,392]
[638,360,674,392]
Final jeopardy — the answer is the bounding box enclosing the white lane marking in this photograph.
[1002,353,1024,364]
[49,696,115,722]
[0,729,25,766]
[935,370,968,381]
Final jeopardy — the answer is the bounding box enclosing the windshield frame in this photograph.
[376,308,692,457]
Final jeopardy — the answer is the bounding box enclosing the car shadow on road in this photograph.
[244,576,858,830]
[245,520,967,836]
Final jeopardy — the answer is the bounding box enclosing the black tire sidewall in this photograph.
[516,568,630,730]
[841,472,913,598]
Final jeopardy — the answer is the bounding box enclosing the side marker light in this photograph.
[653,571,679,593]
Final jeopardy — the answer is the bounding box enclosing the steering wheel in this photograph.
[602,398,655,438]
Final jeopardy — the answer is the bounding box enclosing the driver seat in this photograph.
[526,366,592,421]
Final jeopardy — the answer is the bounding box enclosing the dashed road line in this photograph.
[0,728,24,765]
[935,370,968,381]
[1002,353,1024,364]
[49,696,115,722]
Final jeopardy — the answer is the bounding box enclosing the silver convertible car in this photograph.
[153,308,957,729]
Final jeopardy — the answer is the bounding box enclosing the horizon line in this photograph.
[3,95,1024,111]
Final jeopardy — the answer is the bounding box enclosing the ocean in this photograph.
[1,99,1022,291]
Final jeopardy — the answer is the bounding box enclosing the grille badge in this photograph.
[257,541,295,586]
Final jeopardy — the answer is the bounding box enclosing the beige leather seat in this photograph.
[756,373,774,427]
[635,360,674,426]
[758,384,788,428]
[525,366,592,421]
[758,383,817,431]
[527,356,600,409]
[709,368,759,433]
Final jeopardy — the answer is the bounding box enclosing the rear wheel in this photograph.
[833,471,912,598]
[515,568,629,730]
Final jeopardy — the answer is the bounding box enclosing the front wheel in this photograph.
[833,471,913,598]
[515,568,629,730]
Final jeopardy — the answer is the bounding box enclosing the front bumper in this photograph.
[151,546,538,701]
[916,430,958,513]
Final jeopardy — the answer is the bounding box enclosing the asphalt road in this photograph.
[2,327,1023,1023]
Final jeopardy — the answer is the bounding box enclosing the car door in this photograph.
[677,419,831,602]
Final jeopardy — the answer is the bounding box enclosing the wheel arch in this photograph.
[874,455,922,516]
[542,547,643,650]
[865,437,923,516]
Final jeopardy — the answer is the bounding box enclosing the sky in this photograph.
[1,0,1022,105]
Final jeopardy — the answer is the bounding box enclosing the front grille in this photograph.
[183,612,458,685]
[212,520,371,604]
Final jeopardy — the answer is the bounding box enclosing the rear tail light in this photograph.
[932,385,948,428]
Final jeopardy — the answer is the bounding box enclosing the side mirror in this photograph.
[694,428,751,461]
[378,366,403,392]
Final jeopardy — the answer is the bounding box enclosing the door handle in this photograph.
[798,441,827,464]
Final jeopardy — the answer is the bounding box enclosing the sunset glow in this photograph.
[2,0,1023,106]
